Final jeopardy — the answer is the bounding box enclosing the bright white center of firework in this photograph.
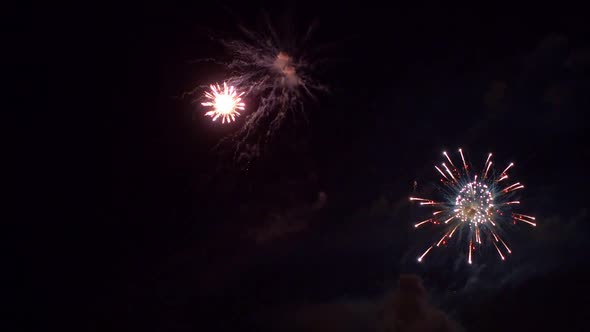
[455,181,494,225]
[215,94,236,115]
[201,82,245,124]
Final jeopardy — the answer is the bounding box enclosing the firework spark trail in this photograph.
[484,153,492,172]
[459,148,468,172]
[503,201,520,205]
[443,151,456,168]
[501,162,514,175]
[435,166,449,181]
[442,163,457,183]
[497,174,509,182]
[499,237,512,253]
[410,149,536,264]
[414,219,433,228]
[484,161,492,179]
[418,246,434,262]
[493,241,505,260]
[512,213,537,226]
[468,239,473,264]
[503,183,525,193]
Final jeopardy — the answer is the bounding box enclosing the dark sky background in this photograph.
[16,1,590,331]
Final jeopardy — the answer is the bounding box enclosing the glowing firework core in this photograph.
[455,181,494,225]
[201,82,245,124]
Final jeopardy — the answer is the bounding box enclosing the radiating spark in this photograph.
[436,232,449,246]
[491,231,499,242]
[513,217,536,226]
[443,151,456,168]
[514,213,536,220]
[468,239,473,264]
[504,201,520,205]
[442,163,457,183]
[497,174,508,182]
[499,238,512,253]
[484,153,492,171]
[415,219,433,228]
[418,246,433,262]
[201,82,245,123]
[411,149,536,264]
[459,148,468,171]
[503,182,524,193]
[435,166,449,180]
[512,213,537,226]
[420,201,442,206]
[501,163,514,175]
[493,241,505,260]
[484,161,492,179]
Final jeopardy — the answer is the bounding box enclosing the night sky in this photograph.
[18,2,590,331]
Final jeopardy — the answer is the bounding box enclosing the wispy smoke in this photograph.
[248,191,327,245]
[264,274,459,332]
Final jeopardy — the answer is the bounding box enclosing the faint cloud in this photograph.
[483,80,508,112]
[543,84,572,108]
[312,191,327,210]
[268,274,460,332]
[448,207,589,295]
[250,215,309,244]
[522,33,568,72]
[378,274,457,332]
[354,192,410,220]
[564,48,590,70]
[248,191,327,245]
[474,32,589,134]
[290,300,376,332]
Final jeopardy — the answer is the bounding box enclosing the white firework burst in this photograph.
[201,82,245,123]
[410,149,536,264]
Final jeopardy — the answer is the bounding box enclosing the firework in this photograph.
[196,15,327,163]
[410,149,536,264]
[201,82,245,124]
[220,24,325,123]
